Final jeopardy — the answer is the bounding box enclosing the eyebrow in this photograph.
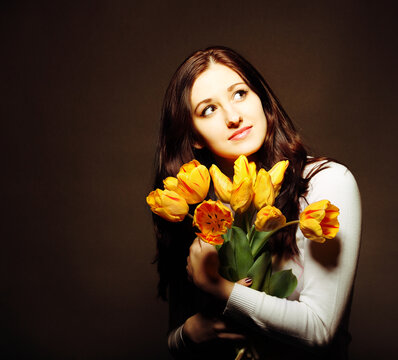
[193,82,247,114]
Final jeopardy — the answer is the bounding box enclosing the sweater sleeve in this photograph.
[223,162,362,346]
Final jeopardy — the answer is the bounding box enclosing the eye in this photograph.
[233,89,248,101]
[201,105,216,117]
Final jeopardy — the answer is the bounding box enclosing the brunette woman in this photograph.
[152,46,361,359]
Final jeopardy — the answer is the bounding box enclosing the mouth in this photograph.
[228,126,253,141]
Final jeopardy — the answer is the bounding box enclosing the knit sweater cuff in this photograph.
[223,283,259,323]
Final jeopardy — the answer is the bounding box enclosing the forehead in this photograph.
[190,63,244,104]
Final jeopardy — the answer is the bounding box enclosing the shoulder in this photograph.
[302,159,361,212]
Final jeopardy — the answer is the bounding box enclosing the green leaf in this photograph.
[268,269,298,298]
[218,240,235,270]
[251,230,272,258]
[219,266,239,282]
[230,226,254,279]
[246,251,272,290]
[222,227,233,243]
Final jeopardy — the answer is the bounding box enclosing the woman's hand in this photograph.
[186,237,252,301]
[183,313,245,344]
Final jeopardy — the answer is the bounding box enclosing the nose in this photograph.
[224,106,242,128]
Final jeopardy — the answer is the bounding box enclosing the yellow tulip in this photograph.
[254,205,286,232]
[299,200,340,243]
[209,165,232,203]
[268,160,289,197]
[253,168,275,210]
[193,199,234,237]
[163,176,179,191]
[146,189,189,222]
[231,177,254,213]
[230,155,255,213]
[233,155,257,185]
[163,160,210,204]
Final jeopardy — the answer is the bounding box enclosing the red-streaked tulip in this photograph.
[209,165,232,203]
[146,189,189,222]
[164,160,210,204]
[268,160,289,197]
[299,200,340,243]
[254,205,286,232]
[193,200,234,237]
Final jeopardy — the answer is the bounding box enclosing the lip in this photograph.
[228,126,253,141]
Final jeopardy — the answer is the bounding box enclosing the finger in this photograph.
[236,277,253,287]
[213,320,227,332]
[217,332,246,341]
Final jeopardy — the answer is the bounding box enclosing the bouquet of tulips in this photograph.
[147,155,339,356]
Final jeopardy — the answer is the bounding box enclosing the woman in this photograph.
[152,46,361,359]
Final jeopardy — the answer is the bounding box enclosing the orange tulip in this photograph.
[196,233,224,245]
[163,160,210,204]
[193,200,234,243]
[299,200,340,243]
[146,189,189,222]
[268,160,289,197]
[254,205,286,232]
[209,165,232,203]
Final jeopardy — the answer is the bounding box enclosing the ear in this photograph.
[193,141,204,149]
[192,133,205,149]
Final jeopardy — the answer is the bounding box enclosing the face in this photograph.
[190,63,267,162]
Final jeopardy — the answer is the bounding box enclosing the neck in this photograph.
[213,156,235,178]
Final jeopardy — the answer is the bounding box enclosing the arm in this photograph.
[167,248,250,357]
[188,163,361,347]
[224,163,362,346]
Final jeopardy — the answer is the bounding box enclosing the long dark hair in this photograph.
[153,46,328,300]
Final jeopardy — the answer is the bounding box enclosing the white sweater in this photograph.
[168,161,362,357]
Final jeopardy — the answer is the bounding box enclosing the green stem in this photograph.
[252,220,300,258]
[245,212,251,234]
[248,224,255,247]
[186,213,194,220]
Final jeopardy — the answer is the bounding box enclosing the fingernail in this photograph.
[244,278,252,283]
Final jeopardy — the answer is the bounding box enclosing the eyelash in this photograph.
[199,89,249,117]
[234,89,248,100]
[201,105,217,117]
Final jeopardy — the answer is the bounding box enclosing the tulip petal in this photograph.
[146,189,189,222]
[196,232,224,245]
[193,199,234,236]
[175,160,211,204]
[209,165,232,203]
[231,177,254,214]
[254,205,286,232]
[253,168,275,210]
[299,200,340,242]
[268,160,289,197]
[233,155,253,185]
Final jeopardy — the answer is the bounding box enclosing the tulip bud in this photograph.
[209,165,232,203]
[254,205,286,232]
[253,168,275,210]
[299,200,340,242]
[163,160,210,204]
[230,177,254,214]
[268,160,289,197]
[146,189,189,222]
[233,155,256,185]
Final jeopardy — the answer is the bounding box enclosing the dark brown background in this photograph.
[1,1,397,359]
